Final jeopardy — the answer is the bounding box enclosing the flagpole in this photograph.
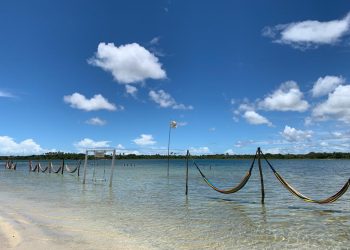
[167,123,171,177]
[167,121,177,177]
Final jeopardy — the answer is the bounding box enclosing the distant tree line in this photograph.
[1,151,350,160]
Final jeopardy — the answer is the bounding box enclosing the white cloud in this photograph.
[86,117,107,126]
[0,136,48,155]
[311,75,345,97]
[224,149,235,155]
[312,84,350,123]
[0,90,14,98]
[259,81,309,112]
[149,90,193,110]
[177,121,188,127]
[263,12,350,48]
[189,147,211,155]
[88,42,166,84]
[281,126,313,142]
[150,37,160,45]
[115,144,140,155]
[64,92,119,111]
[125,85,138,97]
[243,110,272,126]
[133,134,156,146]
[74,138,110,151]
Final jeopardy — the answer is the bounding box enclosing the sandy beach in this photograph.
[0,195,153,250]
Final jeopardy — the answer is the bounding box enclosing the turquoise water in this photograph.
[0,159,349,249]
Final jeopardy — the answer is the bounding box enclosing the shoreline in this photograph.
[0,192,154,250]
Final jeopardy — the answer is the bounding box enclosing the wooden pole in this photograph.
[61,159,64,175]
[83,150,88,184]
[257,147,265,204]
[167,124,171,177]
[185,150,189,196]
[49,161,51,173]
[109,150,116,187]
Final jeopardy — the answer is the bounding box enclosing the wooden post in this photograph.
[77,160,80,177]
[83,150,88,184]
[185,150,189,196]
[61,159,64,175]
[257,147,265,204]
[109,150,116,187]
[49,161,51,173]
[167,124,171,177]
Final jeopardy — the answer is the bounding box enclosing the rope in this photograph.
[261,151,350,204]
[191,150,257,194]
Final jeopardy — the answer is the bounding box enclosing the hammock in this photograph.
[50,162,63,173]
[193,152,257,194]
[261,152,350,204]
[65,160,81,174]
[38,163,49,173]
[5,161,16,170]
[29,161,39,172]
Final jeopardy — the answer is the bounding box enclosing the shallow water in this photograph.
[0,159,349,249]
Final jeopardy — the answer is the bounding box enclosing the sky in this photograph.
[1,0,350,155]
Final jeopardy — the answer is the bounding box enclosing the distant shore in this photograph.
[1,151,350,160]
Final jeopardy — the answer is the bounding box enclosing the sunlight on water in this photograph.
[0,159,349,249]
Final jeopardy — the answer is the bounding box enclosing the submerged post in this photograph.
[61,159,64,175]
[109,149,116,187]
[257,147,265,204]
[83,150,88,184]
[185,150,189,195]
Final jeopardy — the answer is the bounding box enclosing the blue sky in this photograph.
[1,0,350,155]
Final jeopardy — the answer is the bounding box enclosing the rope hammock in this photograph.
[261,152,350,204]
[65,160,81,174]
[193,151,257,194]
[29,161,39,172]
[5,161,16,170]
[189,148,349,204]
[50,161,63,173]
[38,163,49,173]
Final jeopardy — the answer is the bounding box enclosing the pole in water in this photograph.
[185,150,189,196]
[257,147,265,204]
[167,123,171,177]
[61,159,64,175]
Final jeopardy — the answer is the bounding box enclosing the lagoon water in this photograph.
[0,159,349,249]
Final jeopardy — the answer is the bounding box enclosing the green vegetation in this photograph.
[1,151,350,160]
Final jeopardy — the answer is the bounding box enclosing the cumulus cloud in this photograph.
[281,126,313,142]
[133,134,156,146]
[189,146,211,155]
[263,12,350,48]
[259,81,309,112]
[0,90,14,98]
[115,144,140,155]
[64,92,120,111]
[0,136,48,155]
[85,117,107,126]
[243,110,272,126]
[88,42,166,84]
[149,90,193,110]
[74,138,110,151]
[125,85,138,97]
[311,75,345,97]
[312,85,350,123]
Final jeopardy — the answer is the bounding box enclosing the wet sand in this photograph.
[0,198,153,250]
